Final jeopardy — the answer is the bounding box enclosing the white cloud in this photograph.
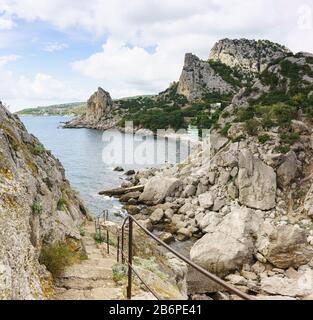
[0,13,15,30]
[1,0,313,103]
[0,54,20,66]
[42,42,68,52]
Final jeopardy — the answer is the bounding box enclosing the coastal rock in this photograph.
[139,177,181,204]
[259,225,313,269]
[190,206,261,277]
[238,149,276,210]
[85,87,113,123]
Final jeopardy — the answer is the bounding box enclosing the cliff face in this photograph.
[0,103,87,299]
[209,38,291,73]
[177,53,235,101]
[64,87,120,130]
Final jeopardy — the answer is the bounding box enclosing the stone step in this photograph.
[55,287,123,300]
[56,278,117,290]
[60,265,113,280]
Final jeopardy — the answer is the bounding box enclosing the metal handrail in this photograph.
[119,214,254,301]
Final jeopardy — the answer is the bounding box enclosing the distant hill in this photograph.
[16,102,87,116]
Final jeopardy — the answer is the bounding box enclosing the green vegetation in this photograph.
[235,103,297,131]
[29,144,45,155]
[133,257,168,280]
[208,60,248,87]
[112,263,128,282]
[274,145,290,154]
[93,231,116,246]
[258,134,271,144]
[280,132,300,145]
[245,119,259,136]
[32,199,43,215]
[57,197,68,211]
[79,227,86,237]
[220,123,231,136]
[16,102,87,116]
[39,240,85,278]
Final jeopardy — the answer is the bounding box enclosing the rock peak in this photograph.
[209,38,292,73]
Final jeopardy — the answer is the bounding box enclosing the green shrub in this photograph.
[274,145,290,154]
[280,132,300,145]
[258,134,271,144]
[245,119,259,136]
[270,103,297,127]
[112,263,128,282]
[261,116,274,129]
[39,241,82,278]
[220,123,231,137]
[30,144,45,155]
[79,227,85,237]
[57,197,68,211]
[32,199,43,215]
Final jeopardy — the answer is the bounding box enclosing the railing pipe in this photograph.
[127,217,133,299]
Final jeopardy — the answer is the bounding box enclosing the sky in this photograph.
[0,0,313,112]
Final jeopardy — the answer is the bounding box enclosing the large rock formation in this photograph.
[85,87,113,123]
[209,38,291,73]
[0,103,87,299]
[64,87,120,130]
[177,53,235,101]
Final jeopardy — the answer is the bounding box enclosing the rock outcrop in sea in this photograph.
[0,103,88,299]
[64,87,120,130]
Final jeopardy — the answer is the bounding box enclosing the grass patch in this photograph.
[112,263,128,282]
[39,240,84,278]
[57,197,68,211]
[280,132,300,145]
[32,199,43,215]
[274,145,290,154]
[220,123,231,137]
[245,119,259,136]
[258,134,271,144]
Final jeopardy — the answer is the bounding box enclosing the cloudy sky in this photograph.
[0,0,313,111]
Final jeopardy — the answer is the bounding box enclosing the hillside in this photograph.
[16,102,87,117]
[64,38,299,134]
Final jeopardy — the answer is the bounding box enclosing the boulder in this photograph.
[238,149,276,210]
[150,208,164,224]
[114,166,124,172]
[190,206,261,277]
[291,120,311,134]
[304,184,313,217]
[198,192,214,210]
[277,151,298,187]
[260,225,313,269]
[158,232,175,244]
[139,177,181,204]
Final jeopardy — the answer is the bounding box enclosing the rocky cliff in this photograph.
[209,38,291,73]
[177,53,235,101]
[0,103,88,299]
[64,87,121,130]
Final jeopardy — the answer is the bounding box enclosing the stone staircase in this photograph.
[53,222,124,300]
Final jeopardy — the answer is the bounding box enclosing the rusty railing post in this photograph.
[107,229,110,254]
[127,217,133,300]
[121,227,125,264]
[117,235,120,263]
